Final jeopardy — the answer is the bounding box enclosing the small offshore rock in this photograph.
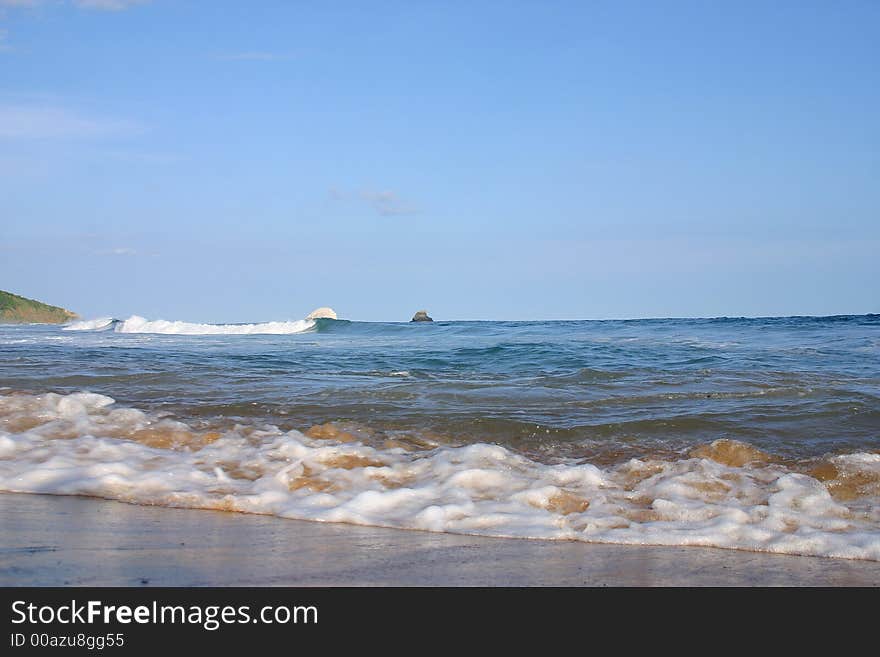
[411,310,433,322]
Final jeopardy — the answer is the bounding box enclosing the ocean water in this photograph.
[1,314,878,559]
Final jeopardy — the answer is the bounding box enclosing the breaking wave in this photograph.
[63,317,116,331]
[65,315,316,335]
[1,390,878,560]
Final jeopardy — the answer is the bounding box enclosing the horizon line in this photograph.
[56,310,880,325]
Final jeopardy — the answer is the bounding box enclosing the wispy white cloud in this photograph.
[0,104,142,139]
[0,0,150,9]
[360,190,418,216]
[0,1,43,8]
[73,0,150,10]
[329,188,419,217]
[95,247,136,256]
[1,1,150,53]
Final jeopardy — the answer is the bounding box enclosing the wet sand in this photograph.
[1,492,878,586]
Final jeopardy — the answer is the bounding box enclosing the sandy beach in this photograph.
[1,492,878,586]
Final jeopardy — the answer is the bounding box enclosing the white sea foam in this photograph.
[0,391,878,560]
[66,315,316,335]
[63,317,115,331]
[117,315,316,335]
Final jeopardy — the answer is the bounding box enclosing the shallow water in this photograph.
[1,314,878,559]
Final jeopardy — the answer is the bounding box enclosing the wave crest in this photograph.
[66,315,316,335]
[63,317,115,331]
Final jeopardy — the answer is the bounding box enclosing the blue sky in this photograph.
[1,1,878,322]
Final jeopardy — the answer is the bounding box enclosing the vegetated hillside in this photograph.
[0,290,78,324]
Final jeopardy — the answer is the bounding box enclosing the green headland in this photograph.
[0,290,78,324]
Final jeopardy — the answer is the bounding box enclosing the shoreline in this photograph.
[1,492,878,586]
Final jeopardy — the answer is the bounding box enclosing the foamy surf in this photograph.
[0,391,878,560]
[65,315,316,335]
[63,317,116,331]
